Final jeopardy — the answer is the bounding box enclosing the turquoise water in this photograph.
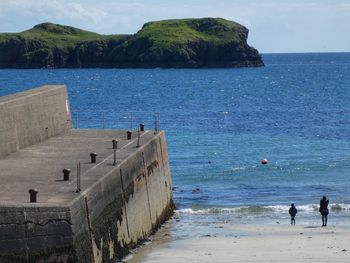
[1,52,350,225]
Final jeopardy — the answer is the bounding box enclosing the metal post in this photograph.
[76,162,81,193]
[113,149,117,166]
[154,112,160,134]
[137,129,140,147]
[112,139,118,166]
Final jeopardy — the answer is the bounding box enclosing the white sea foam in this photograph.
[176,203,350,215]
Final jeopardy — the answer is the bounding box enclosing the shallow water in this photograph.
[1,52,350,226]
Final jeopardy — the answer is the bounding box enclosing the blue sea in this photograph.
[1,53,350,230]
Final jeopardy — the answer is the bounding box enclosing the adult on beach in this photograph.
[289,203,297,225]
[319,196,329,226]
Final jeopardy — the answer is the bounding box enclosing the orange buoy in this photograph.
[261,158,268,165]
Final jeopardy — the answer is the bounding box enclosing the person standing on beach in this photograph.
[289,203,297,225]
[319,196,329,226]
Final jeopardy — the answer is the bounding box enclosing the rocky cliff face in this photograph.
[0,18,264,68]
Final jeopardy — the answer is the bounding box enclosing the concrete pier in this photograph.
[0,86,174,262]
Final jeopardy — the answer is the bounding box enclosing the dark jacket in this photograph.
[289,206,297,217]
[319,199,329,215]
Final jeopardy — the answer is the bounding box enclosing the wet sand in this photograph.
[124,222,350,263]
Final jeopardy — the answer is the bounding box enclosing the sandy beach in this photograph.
[125,222,350,263]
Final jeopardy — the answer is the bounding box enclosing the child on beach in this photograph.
[289,203,297,225]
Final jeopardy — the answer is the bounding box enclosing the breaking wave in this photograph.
[176,203,350,215]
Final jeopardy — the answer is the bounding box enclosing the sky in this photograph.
[0,0,349,53]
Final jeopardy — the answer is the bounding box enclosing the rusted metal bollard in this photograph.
[90,152,97,163]
[62,168,71,181]
[126,131,132,140]
[140,123,145,132]
[112,139,118,150]
[29,189,38,203]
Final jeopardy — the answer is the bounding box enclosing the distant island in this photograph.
[0,18,264,68]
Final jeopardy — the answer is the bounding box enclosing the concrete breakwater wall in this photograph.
[0,85,71,158]
[0,86,174,262]
[69,131,174,263]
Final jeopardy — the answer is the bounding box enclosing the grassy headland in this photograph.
[0,18,263,68]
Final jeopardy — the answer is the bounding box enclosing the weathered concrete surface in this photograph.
[0,85,71,158]
[0,87,174,263]
[0,129,174,263]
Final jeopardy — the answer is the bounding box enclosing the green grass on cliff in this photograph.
[0,18,245,48]
[0,23,126,48]
[137,18,245,46]
[0,18,247,51]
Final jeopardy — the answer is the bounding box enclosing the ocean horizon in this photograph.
[1,52,349,228]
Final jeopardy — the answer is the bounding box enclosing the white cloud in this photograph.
[0,0,108,32]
